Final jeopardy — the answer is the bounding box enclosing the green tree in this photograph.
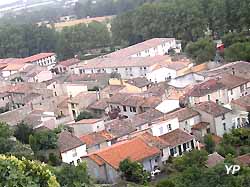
[29,130,58,152]
[56,162,93,187]
[224,42,250,62]
[0,155,59,187]
[172,150,208,172]
[204,134,215,154]
[185,38,216,64]
[119,159,149,185]
[0,122,13,138]
[14,121,33,144]
[75,111,95,122]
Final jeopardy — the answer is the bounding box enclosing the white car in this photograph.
[151,169,161,177]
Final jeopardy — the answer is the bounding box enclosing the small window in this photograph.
[53,85,56,89]
[208,95,211,101]
[168,124,172,131]
[72,148,77,157]
[207,128,211,133]
[132,107,136,112]
[186,142,190,148]
[159,127,164,134]
[230,89,233,95]
[123,106,127,112]
[223,123,226,131]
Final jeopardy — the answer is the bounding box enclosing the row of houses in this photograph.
[0,38,249,185]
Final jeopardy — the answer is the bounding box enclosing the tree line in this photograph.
[111,0,250,46]
[0,21,111,60]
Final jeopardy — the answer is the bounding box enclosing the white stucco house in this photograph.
[58,131,87,165]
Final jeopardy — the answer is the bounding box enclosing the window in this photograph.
[130,107,132,112]
[144,67,147,70]
[117,106,120,111]
[72,149,77,157]
[110,105,113,109]
[208,95,211,101]
[2,97,4,101]
[240,85,244,93]
[223,123,226,131]
[230,89,233,95]
[132,107,136,112]
[123,106,127,112]
[79,69,83,74]
[54,92,57,96]
[53,84,56,89]
[155,158,158,162]
[170,147,177,156]
[159,127,164,134]
[95,144,100,149]
[71,103,75,109]
[186,142,190,148]
[168,124,172,131]
[207,128,210,133]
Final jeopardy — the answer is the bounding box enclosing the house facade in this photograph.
[24,53,57,70]
[58,131,87,165]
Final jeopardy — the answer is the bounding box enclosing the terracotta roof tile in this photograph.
[192,122,210,130]
[162,108,200,122]
[193,101,231,117]
[159,129,194,147]
[58,131,84,153]
[126,77,151,88]
[87,137,160,169]
[79,130,113,147]
[217,73,249,90]
[186,79,225,97]
[89,98,109,110]
[24,53,55,63]
[58,58,80,67]
[206,152,224,168]
[231,95,250,111]
[236,153,250,166]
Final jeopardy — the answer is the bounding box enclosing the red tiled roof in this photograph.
[78,55,171,69]
[187,79,225,97]
[24,53,55,62]
[193,101,231,117]
[162,108,200,122]
[58,131,84,153]
[206,152,224,168]
[192,122,210,130]
[236,153,250,166]
[3,63,26,71]
[58,58,80,67]
[108,38,175,58]
[88,154,105,166]
[87,138,160,169]
[79,130,113,146]
[217,73,249,90]
[159,129,194,147]
[231,95,250,111]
